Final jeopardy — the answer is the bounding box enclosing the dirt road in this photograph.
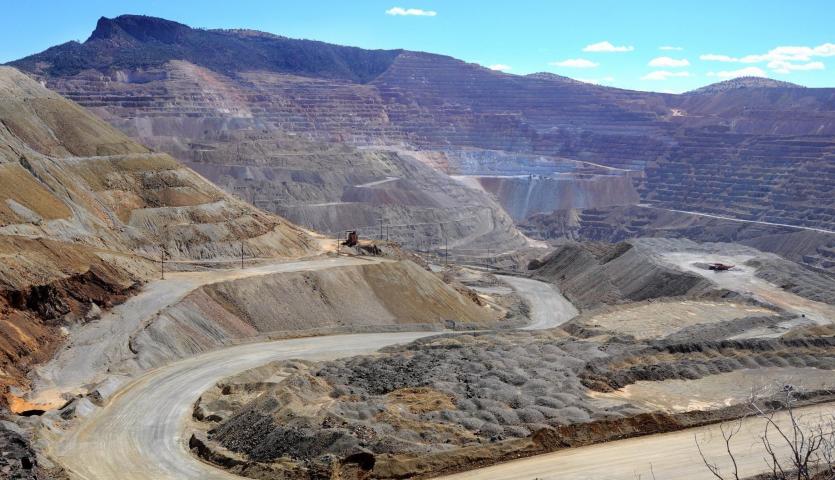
[49,332,433,480]
[47,272,575,479]
[50,319,835,480]
[642,204,835,235]
[30,256,384,406]
[439,402,835,480]
[498,275,578,330]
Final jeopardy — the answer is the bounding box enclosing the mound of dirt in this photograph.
[130,260,498,369]
[528,241,716,309]
[580,336,835,392]
[194,327,835,479]
[207,331,638,476]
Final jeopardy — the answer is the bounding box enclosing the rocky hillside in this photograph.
[0,66,313,397]
[130,260,497,369]
[9,15,833,239]
[12,15,401,82]
[686,77,803,94]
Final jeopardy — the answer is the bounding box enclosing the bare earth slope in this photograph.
[0,65,313,400]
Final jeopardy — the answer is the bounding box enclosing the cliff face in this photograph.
[475,174,640,220]
[8,14,835,234]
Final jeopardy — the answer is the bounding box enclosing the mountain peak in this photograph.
[688,76,804,94]
[12,14,402,82]
[87,15,191,44]
[525,72,584,85]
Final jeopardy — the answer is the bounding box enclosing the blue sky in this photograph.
[1,0,833,92]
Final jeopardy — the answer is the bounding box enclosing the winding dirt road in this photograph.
[498,275,578,330]
[48,270,574,479]
[47,265,834,480]
[50,332,432,479]
[30,256,385,406]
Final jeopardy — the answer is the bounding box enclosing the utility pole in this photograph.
[379,216,384,240]
[241,240,245,269]
[160,244,166,280]
[439,223,448,267]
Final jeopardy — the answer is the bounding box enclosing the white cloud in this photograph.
[700,54,739,62]
[649,56,690,68]
[550,58,599,68]
[706,66,767,79]
[488,64,512,72]
[577,76,615,85]
[768,60,824,74]
[582,41,634,53]
[700,43,834,74]
[641,70,691,81]
[385,7,437,16]
[659,46,684,51]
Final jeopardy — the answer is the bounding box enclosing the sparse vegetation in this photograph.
[698,387,835,480]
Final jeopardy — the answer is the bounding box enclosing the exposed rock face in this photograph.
[0,66,312,260]
[172,131,527,249]
[0,66,313,398]
[0,421,43,479]
[10,14,834,237]
[472,173,639,220]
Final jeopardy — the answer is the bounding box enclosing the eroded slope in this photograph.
[0,66,314,399]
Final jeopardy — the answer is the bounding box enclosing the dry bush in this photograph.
[697,386,835,480]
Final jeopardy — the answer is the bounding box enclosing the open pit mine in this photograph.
[0,12,834,480]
